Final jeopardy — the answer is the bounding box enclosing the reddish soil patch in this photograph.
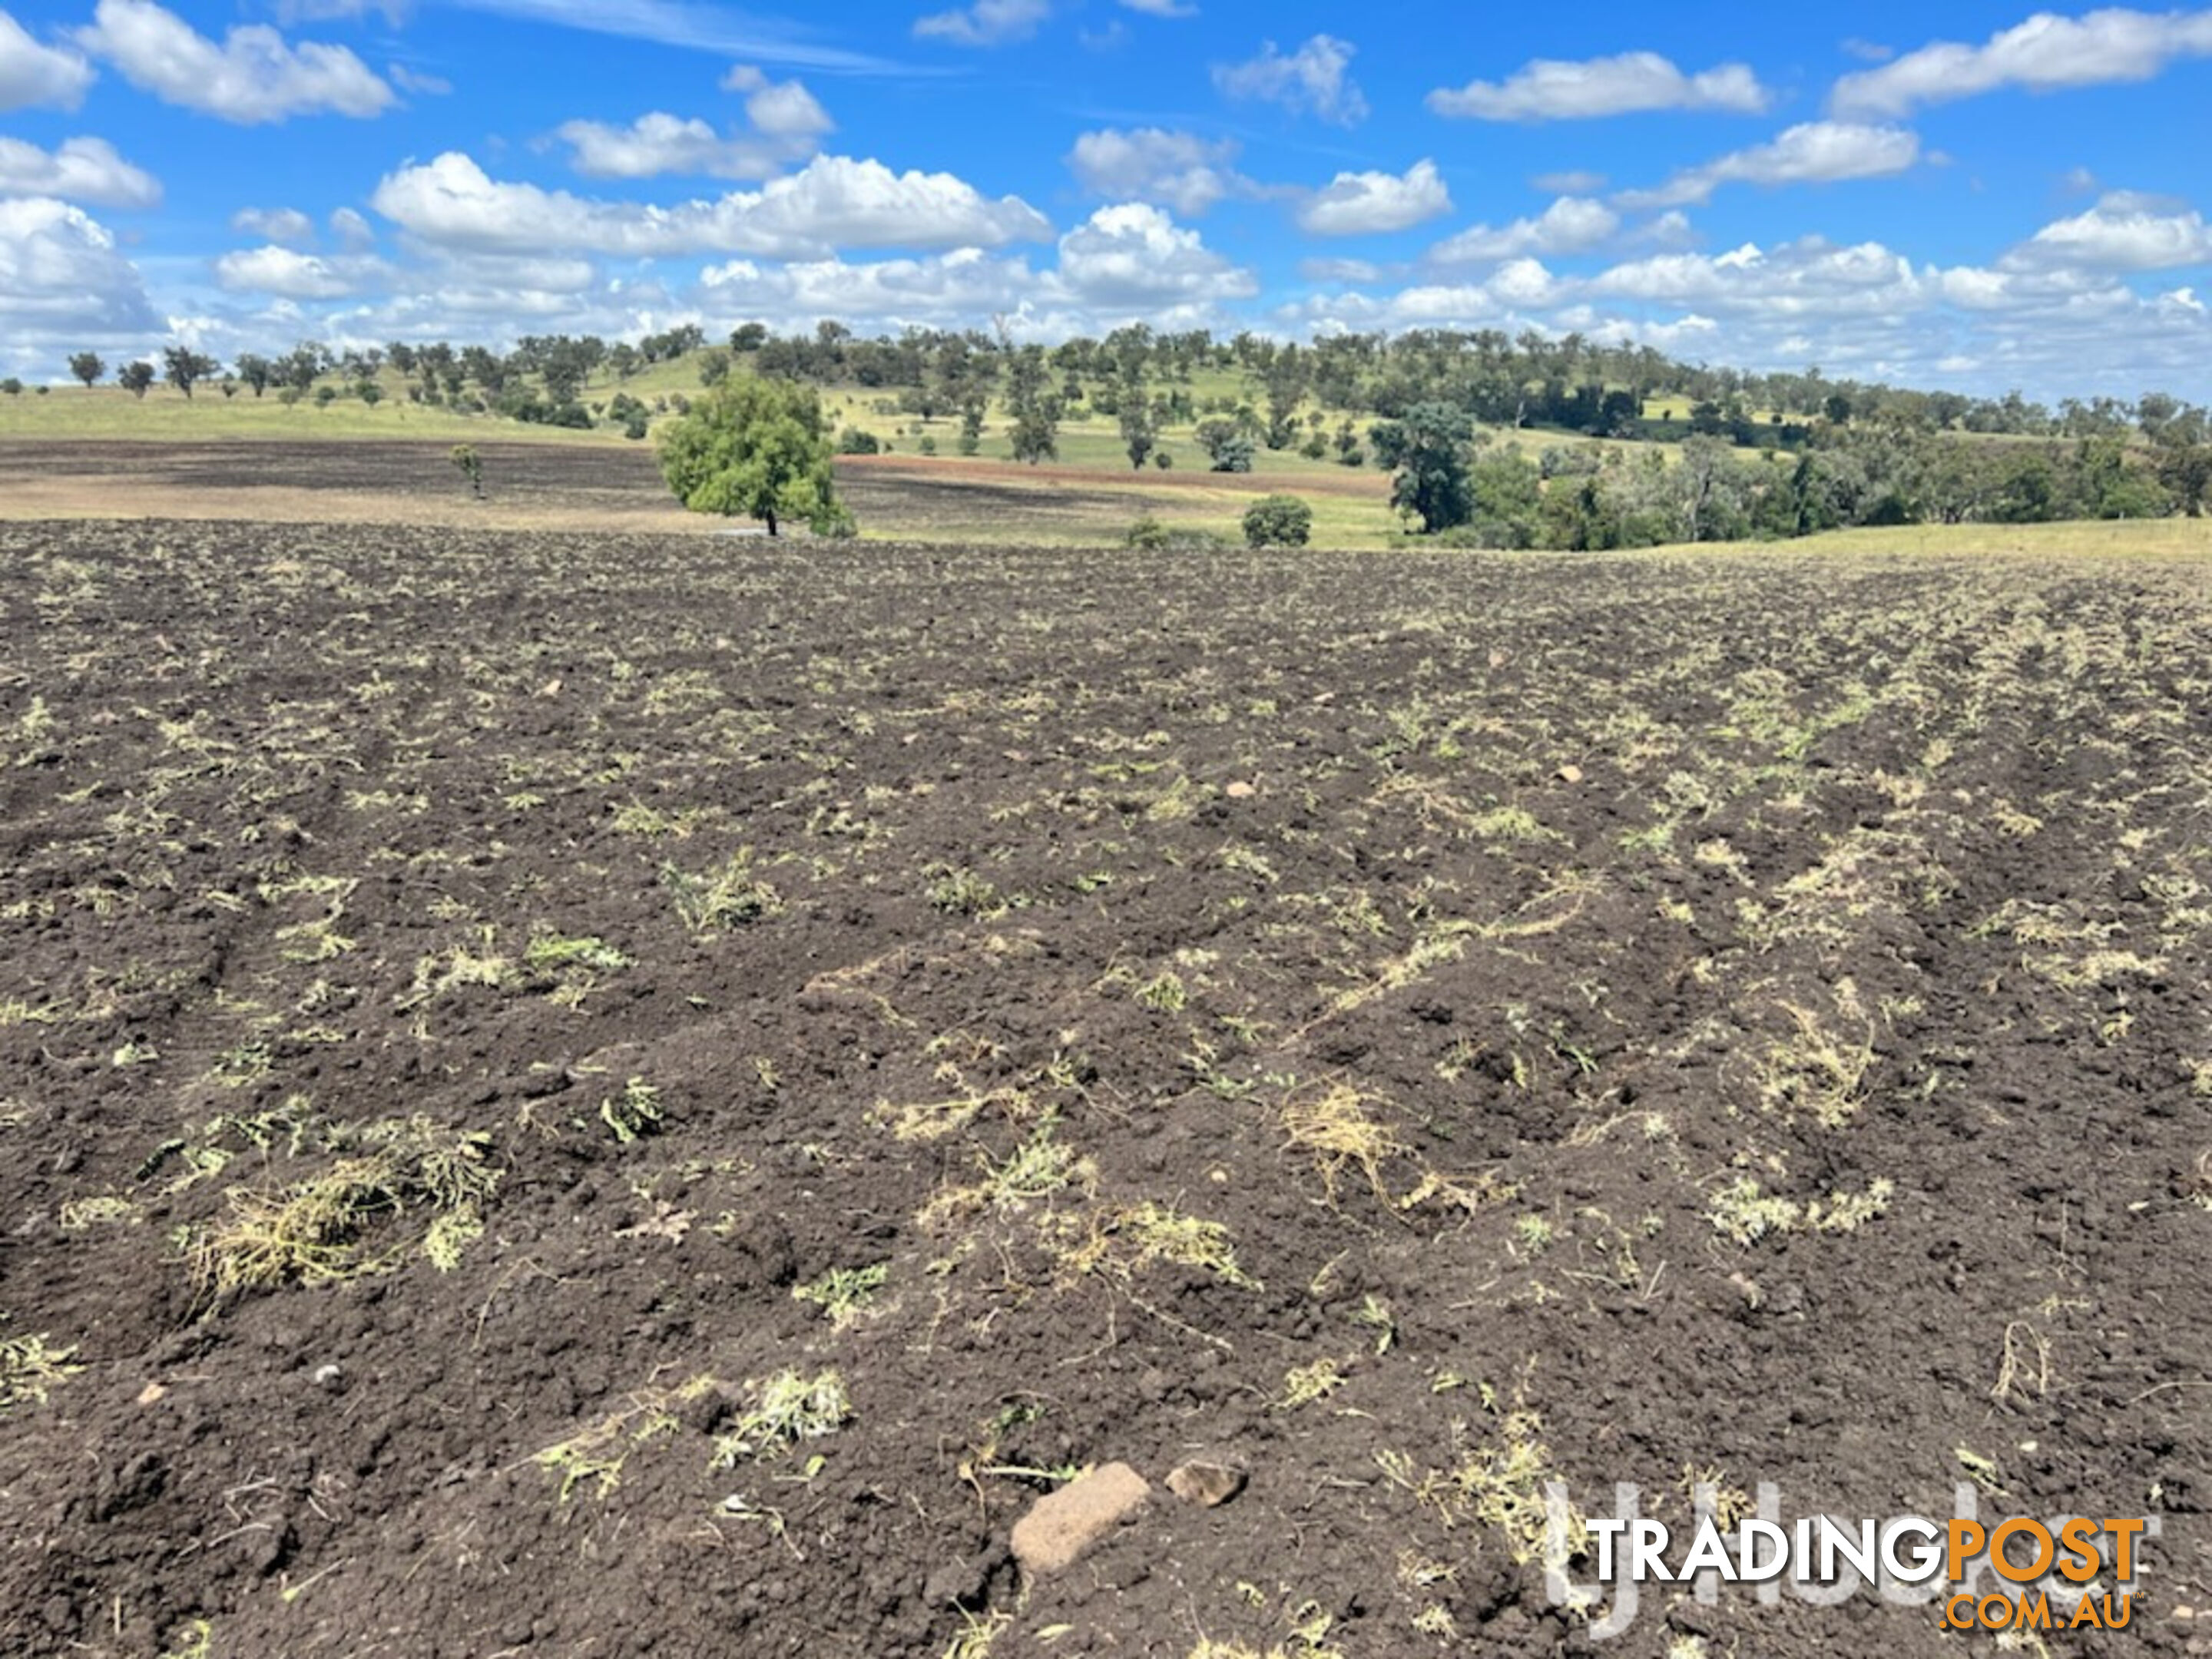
[0,515,2206,1659]
[837,450,1392,498]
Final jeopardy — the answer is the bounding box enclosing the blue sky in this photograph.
[4,0,2211,397]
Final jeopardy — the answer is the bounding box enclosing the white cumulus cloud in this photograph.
[1429,50,1770,120]
[1066,127,1247,215]
[1213,34,1366,124]
[2001,191,2212,270]
[371,151,1053,259]
[214,243,392,299]
[0,196,157,345]
[75,0,394,123]
[1297,158,1450,236]
[553,81,831,181]
[1429,196,1620,263]
[1617,122,1921,208]
[1586,237,1928,317]
[697,204,1251,336]
[558,73,831,180]
[0,10,94,110]
[1053,200,1255,306]
[1833,7,2212,118]
[0,135,159,208]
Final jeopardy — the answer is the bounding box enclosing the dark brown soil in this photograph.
[0,511,2206,1659]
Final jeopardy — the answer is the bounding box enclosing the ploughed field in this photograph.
[1,518,2207,1659]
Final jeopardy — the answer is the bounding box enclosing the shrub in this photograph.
[449,445,483,497]
[836,426,881,455]
[1432,522,1533,550]
[1124,514,1170,550]
[1124,515,1228,553]
[1242,494,1313,548]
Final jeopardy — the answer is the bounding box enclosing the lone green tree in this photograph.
[118,360,155,399]
[657,376,849,537]
[68,351,104,389]
[1371,402,1475,534]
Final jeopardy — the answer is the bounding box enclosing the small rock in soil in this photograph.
[1164,1461,1246,1508]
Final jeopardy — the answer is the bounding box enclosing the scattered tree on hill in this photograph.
[1371,402,1475,534]
[357,379,384,407]
[118,360,155,399]
[1242,494,1313,548]
[656,376,850,538]
[1005,346,1061,465]
[162,346,218,399]
[460,344,504,393]
[1196,419,1253,473]
[234,353,273,397]
[1,378,21,396]
[68,351,104,389]
[2155,442,2212,516]
[283,343,329,394]
[1117,375,1156,470]
[1262,345,1308,449]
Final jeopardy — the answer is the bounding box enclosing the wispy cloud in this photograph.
[913,0,1048,47]
[439,0,918,74]
[1213,35,1366,125]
